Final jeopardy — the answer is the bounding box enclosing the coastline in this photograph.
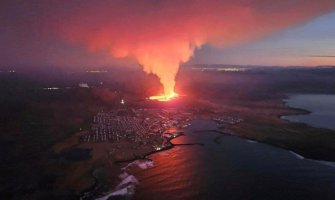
[281,94,335,130]
[210,120,335,171]
[224,97,335,163]
[113,132,184,164]
[82,107,335,199]
[279,94,311,120]
[80,131,184,200]
[72,95,335,199]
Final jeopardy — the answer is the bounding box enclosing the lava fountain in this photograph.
[149,92,179,101]
[47,0,335,102]
[133,39,201,101]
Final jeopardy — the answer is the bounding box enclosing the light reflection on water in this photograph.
[132,120,335,200]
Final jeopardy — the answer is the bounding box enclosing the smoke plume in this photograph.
[45,0,335,97]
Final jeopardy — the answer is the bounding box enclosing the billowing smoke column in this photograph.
[49,0,335,100]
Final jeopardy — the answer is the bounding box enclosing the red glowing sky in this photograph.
[1,0,335,95]
[48,0,335,64]
[1,0,334,69]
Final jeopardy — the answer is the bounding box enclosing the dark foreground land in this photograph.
[0,66,335,199]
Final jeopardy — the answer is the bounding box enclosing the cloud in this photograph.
[2,0,335,96]
[308,55,335,58]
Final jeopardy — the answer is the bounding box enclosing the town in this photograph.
[80,108,193,149]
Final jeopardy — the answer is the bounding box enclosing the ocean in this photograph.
[117,120,335,200]
[283,94,335,130]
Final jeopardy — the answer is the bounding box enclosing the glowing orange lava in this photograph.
[50,1,335,99]
[149,92,179,102]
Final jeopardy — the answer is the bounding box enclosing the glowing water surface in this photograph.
[131,120,335,200]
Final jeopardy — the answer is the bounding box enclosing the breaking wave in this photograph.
[289,151,305,159]
[96,160,154,200]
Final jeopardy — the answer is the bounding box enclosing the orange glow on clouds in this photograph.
[49,0,335,97]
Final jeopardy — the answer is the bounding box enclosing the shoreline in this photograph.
[276,95,311,120]
[218,124,335,163]
[206,126,335,169]
[81,94,335,199]
[280,96,311,119]
[113,132,184,164]
[210,126,335,170]
[280,94,335,129]
[80,131,184,199]
[86,112,335,199]
[224,97,335,162]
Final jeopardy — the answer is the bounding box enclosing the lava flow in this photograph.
[47,0,335,104]
[149,92,179,102]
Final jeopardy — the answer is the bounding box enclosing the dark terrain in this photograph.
[1,65,335,199]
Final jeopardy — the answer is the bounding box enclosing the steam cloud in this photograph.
[46,0,335,97]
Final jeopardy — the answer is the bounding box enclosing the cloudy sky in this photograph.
[1,0,335,70]
[190,11,335,66]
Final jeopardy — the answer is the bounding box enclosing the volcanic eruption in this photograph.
[46,0,335,101]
